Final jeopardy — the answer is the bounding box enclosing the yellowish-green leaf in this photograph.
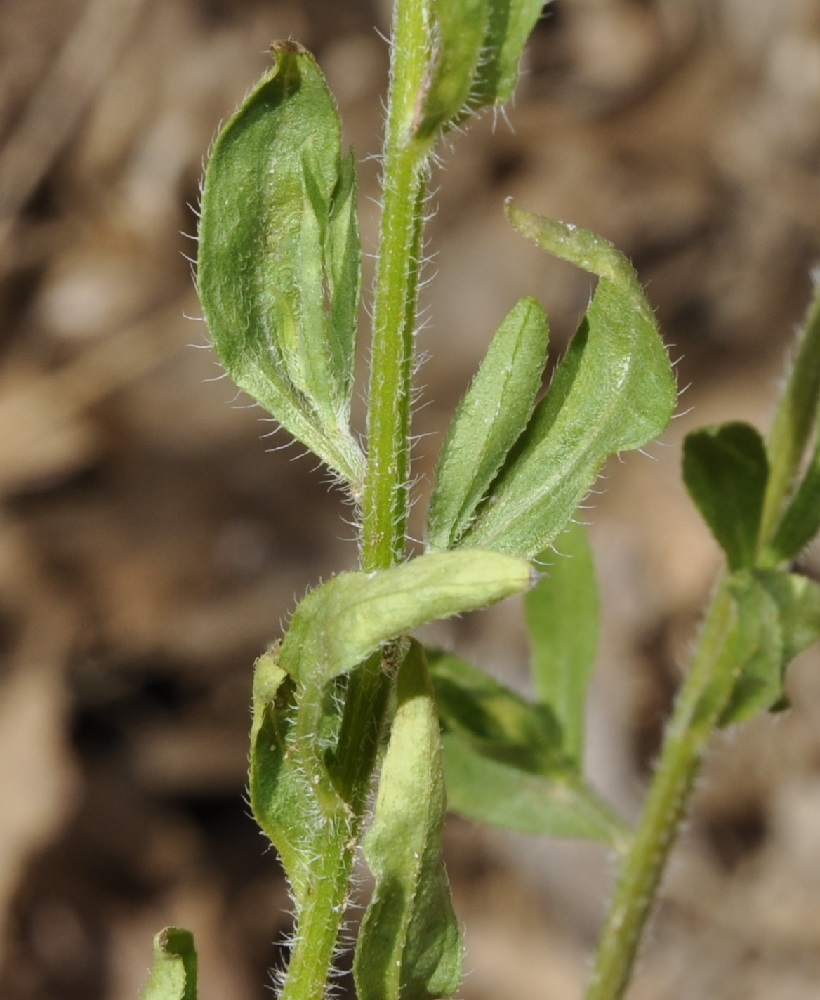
[354,642,463,1000]
[278,550,532,688]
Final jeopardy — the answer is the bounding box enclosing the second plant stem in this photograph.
[584,581,742,1000]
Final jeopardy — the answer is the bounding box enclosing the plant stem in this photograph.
[584,582,741,1000]
[362,0,433,571]
[280,820,356,1000]
[280,4,434,996]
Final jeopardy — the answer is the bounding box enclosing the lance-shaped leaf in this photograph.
[683,422,769,570]
[427,297,549,550]
[760,281,820,547]
[417,0,544,138]
[525,520,599,767]
[354,642,462,1000]
[459,204,677,558]
[278,549,532,688]
[140,928,197,1000]
[428,648,565,772]
[767,446,820,564]
[198,42,364,488]
[427,648,630,851]
[441,732,631,851]
[720,569,820,726]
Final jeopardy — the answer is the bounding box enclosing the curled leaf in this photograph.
[459,204,677,557]
[140,928,197,1000]
[354,642,462,1000]
[249,650,350,896]
[416,0,490,138]
[198,42,364,488]
[469,0,546,108]
[278,549,532,688]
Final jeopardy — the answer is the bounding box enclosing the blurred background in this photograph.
[1,0,820,997]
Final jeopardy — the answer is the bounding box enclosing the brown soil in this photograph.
[1,1,820,998]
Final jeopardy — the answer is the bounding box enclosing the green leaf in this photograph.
[721,569,820,725]
[416,0,544,138]
[355,642,463,1000]
[198,42,364,489]
[326,151,361,394]
[427,648,565,773]
[416,0,490,138]
[427,297,549,550]
[140,928,197,1000]
[525,520,599,766]
[682,422,769,570]
[264,552,531,829]
[469,0,546,109]
[278,549,532,688]
[760,282,820,547]
[249,652,318,894]
[459,204,677,558]
[441,731,631,851]
[717,572,783,726]
[756,570,820,666]
[249,650,350,895]
[427,646,629,850]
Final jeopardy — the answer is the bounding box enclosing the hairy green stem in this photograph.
[280,821,356,1000]
[585,583,739,1000]
[362,0,433,570]
[281,3,434,996]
